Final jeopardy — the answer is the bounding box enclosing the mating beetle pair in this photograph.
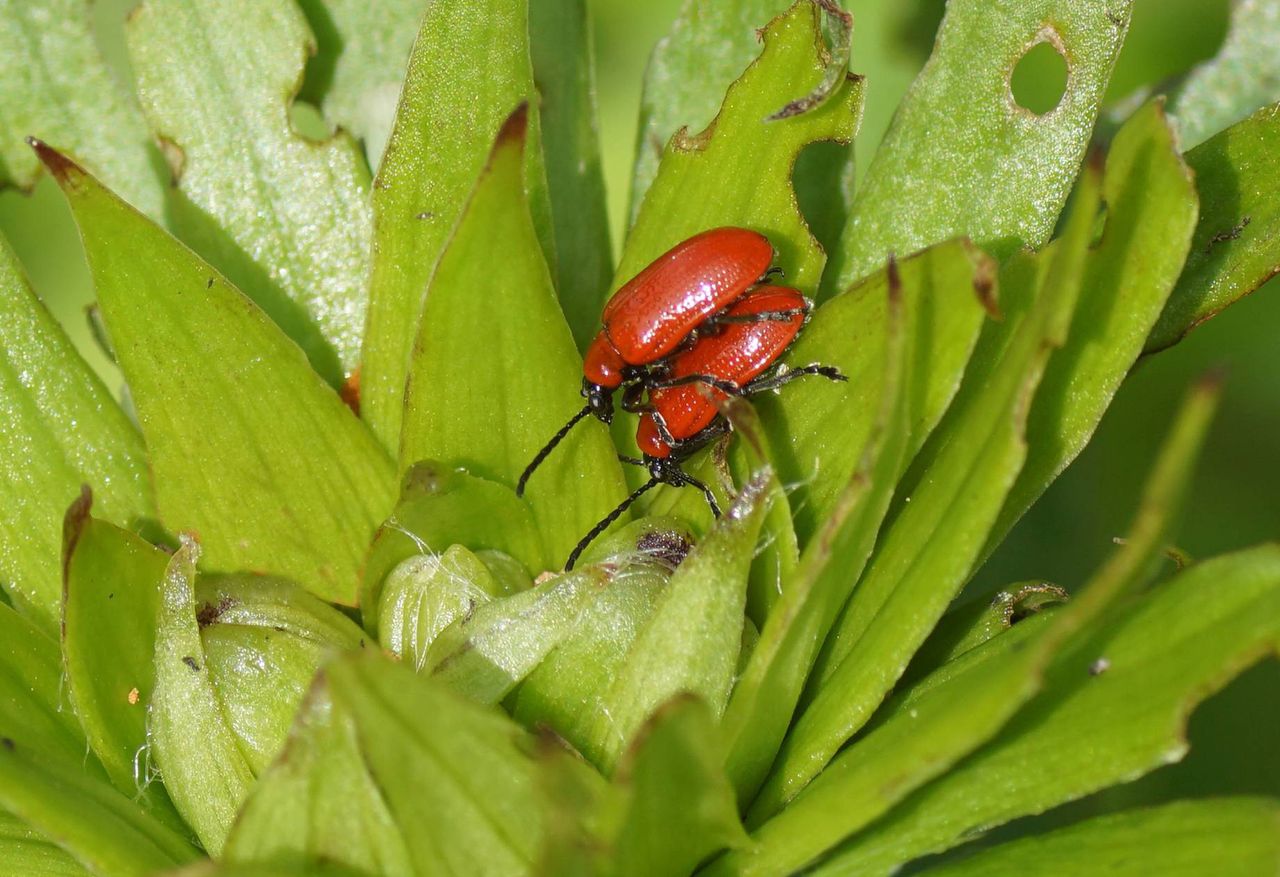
[517,227,845,569]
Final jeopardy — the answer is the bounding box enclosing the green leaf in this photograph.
[511,562,671,770]
[1146,101,1280,353]
[0,235,152,631]
[400,106,624,563]
[820,543,1280,875]
[618,0,863,317]
[828,0,1132,290]
[149,538,254,857]
[628,0,795,227]
[224,682,412,877]
[720,262,912,803]
[1167,0,1280,150]
[424,566,610,705]
[588,474,770,771]
[194,574,367,774]
[378,544,508,670]
[0,811,88,877]
[361,0,553,450]
[127,0,372,385]
[295,0,429,167]
[0,0,162,217]
[360,464,546,632]
[529,0,614,348]
[37,143,396,605]
[0,743,200,877]
[329,653,545,875]
[716,372,1219,875]
[919,798,1280,877]
[611,697,747,877]
[988,101,1198,554]
[62,509,184,830]
[755,150,1099,817]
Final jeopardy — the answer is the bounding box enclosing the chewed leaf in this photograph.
[38,143,396,605]
[128,0,373,384]
[400,106,625,566]
[619,0,863,305]
[0,236,152,630]
[829,0,1132,290]
[360,0,553,450]
[0,0,162,217]
[1167,0,1280,150]
[1146,102,1280,354]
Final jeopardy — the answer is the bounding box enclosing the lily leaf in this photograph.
[37,142,396,605]
[920,798,1280,877]
[62,507,184,830]
[1146,101,1280,353]
[400,105,625,565]
[1167,0,1280,150]
[828,0,1132,290]
[529,0,614,347]
[611,697,748,877]
[0,811,87,877]
[149,539,255,857]
[0,0,162,217]
[329,653,545,875]
[587,473,770,772]
[295,0,429,167]
[127,0,373,385]
[360,0,553,450]
[819,542,1280,875]
[755,148,1099,817]
[224,681,412,876]
[0,235,152,630]
[989,100,1198,553]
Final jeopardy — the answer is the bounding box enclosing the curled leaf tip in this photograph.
[60,484,94,587]
[27,138,82,183]
[885,254,902,304]
[973,259,1001,320]
[497,101,530,147]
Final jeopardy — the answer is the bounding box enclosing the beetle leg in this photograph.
[647,372,746,395]
[673,468,722,518]
[703,306,809,327]
[742,362,848,394]
[620,382,651,413]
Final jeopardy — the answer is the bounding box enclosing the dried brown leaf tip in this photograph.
[496,101,530,147]
[26,137,84,185]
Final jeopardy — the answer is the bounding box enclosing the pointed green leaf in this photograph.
[329,653,545,875]
[989,101,1198,554]
[628,0,795,226]
[149,538,254,857]
[63,510,184,830]
[127,0,372,384]
[361,0,553,449]
[1147,101,1280,353]
[829,0,1132,289]
[225,681,412,876]
[718,373,1219,874]
[400,107,624,563]
[0,235,152,631]
[820,543,1280,876]
[618,1,863,316]
[0,743,200,877]
[295,0,429,167]
[1168,0,1280,150]
[529,0,613,348]
[611,697,747,877]
[361,464,546,632]
[0,0,162,216]
[921,798,1280,877]
[755,154,1099,817]
[589,474,770,771]
[424,566,610,704]
[512,563,671,770]
[37,143,396,605]
[0,811,88,877]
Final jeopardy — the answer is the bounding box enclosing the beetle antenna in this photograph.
[517,404,592,497]
[565,477,660,570]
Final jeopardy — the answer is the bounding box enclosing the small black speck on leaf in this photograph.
[206,277,215,288]
[182,656,201,672]
[1,737,13,751]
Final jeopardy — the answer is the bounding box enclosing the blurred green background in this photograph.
[2,0,1275,823]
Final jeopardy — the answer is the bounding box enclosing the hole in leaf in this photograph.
[1010,39,1069,115]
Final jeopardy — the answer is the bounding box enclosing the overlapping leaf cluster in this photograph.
[0,0,1279,875]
